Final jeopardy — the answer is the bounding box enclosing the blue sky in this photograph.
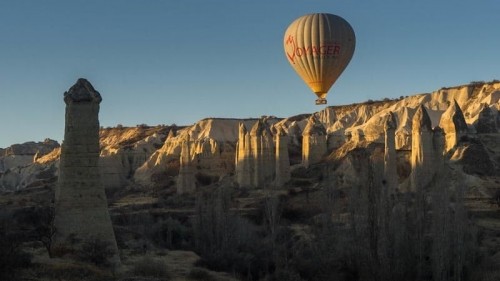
[0,0,498,148]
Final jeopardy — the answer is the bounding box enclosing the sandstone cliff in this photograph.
[1,81,499,193]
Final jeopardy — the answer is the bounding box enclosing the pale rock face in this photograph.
[250,120,275,186]
[315,107,336,129]
[190,137,235,178]
[439,100,468,152]
[235,123,251,186]
[383,112,398,193]
[177,138,196,194]
[134,129,181,186]
[410,105,435,191]
[135,118,276,187]
[287,121,304,146]
[0,139,59,172]
[53,78,120,266]
[323,82,500,150]
[0,139,60,190]
[3,81,500,193]
[100,132,164,188]
[302,116,327,168]
[394,107,414,150]
[275,129,291,187]
[235,119,275,187]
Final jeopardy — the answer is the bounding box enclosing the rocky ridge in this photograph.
[0,81,498,194]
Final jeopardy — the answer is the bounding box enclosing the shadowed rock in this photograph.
[383,112,397,193]
[53,78,120,267]
[476,105,498,133]
[275,127,290,187]
[177,136,196,194]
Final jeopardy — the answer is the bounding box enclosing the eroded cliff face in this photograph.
[0,139,59,190]
[1,81,499,192]
[0,126,168,191]
[439,100,468,152]
[99,126,168,188]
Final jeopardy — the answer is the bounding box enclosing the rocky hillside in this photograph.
[0,81,498,193]
[1,80,499,281]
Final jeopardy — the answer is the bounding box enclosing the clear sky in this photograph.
[1,0,499,148]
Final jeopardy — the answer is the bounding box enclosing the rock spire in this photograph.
[275,127,291,187]
[383,112,398,193]
[177,136,196,194]
[439,100,467,152]
[476,105,498,133]
[235,123,252,186]
[410,105,434,192]
[53,78,120,266]
[410,105,446,192]
[302,116,327,168]
[235,119,275,187]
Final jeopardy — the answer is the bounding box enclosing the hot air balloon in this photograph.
[284,13,355,105]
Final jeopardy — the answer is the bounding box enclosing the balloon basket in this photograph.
[315,98,327,105]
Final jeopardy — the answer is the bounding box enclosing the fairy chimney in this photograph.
[410,105,434,192]
[439,100,467,152]
[302,116,327,168]
[177,136,196,194]
[53,78,120,266]
[275,127,291,187]
[383,112,398,193]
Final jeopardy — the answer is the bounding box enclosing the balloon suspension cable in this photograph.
[315,98,327,105]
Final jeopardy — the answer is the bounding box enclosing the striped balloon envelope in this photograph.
[284,13,356,105]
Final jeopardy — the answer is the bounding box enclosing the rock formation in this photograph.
[53,78,120,266]
[250,119,275,187]
[0,139,59,191]
[235,119,275,187]
[475,105,498,133]
[439,100,468,152]
[432,126,445,168]
[410,105,434,192]
[0,139,59,175]
[99,129,165,189]
[177,136,196,194]
[302,116,327,168]
[383,112,398,193]
[235,123,252,186]
[3,81,500,194]
[192,137,234,179]
[274,127,291,187]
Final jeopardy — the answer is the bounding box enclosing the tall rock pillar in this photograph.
[235,123,252,187]
[177,136,196,194]
[433,126,445,170]
[410,105,434,192]
[275,128,291,187]
[302,116,327,168]
[439,100,467,152]
[53,78,120,265]
[383,112,398,194]
[249,119,275,187]
[476,105,498,133]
